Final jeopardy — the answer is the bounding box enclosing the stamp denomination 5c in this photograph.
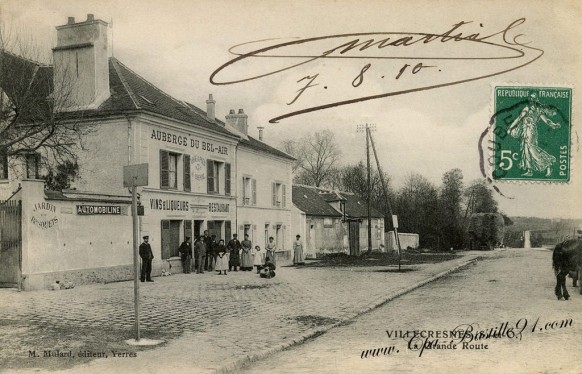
[492,85,572,182]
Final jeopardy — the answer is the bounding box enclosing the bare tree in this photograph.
[0,25,92,186]
[281,130,341,187]
[280,139,303,173]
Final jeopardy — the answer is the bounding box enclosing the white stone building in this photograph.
[0,14,293,290]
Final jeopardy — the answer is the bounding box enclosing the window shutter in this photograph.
[207,160,214,193]
[252,179,257,206]
[225,163,231,195]
[282,184,286,208]
[160,150,169,189]
[183,154,191,191]
[242,177,246,204]
[272,183,276,206]
[0,151,7,179]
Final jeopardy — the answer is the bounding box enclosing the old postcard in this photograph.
[0,0,581,373]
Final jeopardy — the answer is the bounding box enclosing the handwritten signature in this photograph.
[210,18,541,123]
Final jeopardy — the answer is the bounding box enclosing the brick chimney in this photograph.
[52,14,110,111]
[206,94,215,121]
[225,109,249,140]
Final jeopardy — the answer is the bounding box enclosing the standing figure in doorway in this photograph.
[240,234,253,271]
[178,236,192,273]
[195,236,206,274]
[215,239,228,275]
[228,234,242,271]
[207,234,217,271]
[203,230,213,271]
[293,234,305,265]
[139,235,154,282]
[266,236,277,266]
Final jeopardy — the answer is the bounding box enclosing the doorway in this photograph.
[161,220,181,259]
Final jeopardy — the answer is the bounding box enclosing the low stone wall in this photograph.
[22,264,134,291]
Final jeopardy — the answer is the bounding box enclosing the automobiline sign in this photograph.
[77,205,123,215]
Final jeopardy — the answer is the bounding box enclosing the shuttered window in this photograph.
[183,154,191,191]
[160,150,169,188]
[225,163,231,195]
[207,160,215,193]
[282,184,286,208]
[251,179,257,206]
[25,153,40,179]
[272,183,277,206]
[242,177,247,204]
[0,151,8,179]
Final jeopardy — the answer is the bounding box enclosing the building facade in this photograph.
[292,185,385,258]
[235,129,294,263]
[0,14,293,289]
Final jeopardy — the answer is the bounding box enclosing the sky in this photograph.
[1,0,581,219]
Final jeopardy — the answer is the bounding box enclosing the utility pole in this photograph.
[367,129,402,269]
[358,124,375,255]
[366,126,372,254]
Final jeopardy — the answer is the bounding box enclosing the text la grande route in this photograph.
[370,316,574,358]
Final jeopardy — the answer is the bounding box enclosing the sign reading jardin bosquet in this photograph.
[150,129,229,155]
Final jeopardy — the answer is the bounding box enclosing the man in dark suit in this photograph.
[203,230,213,270]
[179,236,192,273]
[139,235,154,282]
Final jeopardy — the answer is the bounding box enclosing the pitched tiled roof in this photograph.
[2,51,295,159]
[101,59,235,136]
[292,185,342,217]
[0,51,235,137]
[239,136,295,161]
[340,192,383,219]
[303,186,384,219]
[210,115,295,161]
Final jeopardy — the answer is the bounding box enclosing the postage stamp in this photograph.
[491,85,572,182]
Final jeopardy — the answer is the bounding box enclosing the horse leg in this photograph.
[560,270,570,300]
[555,272,564,300]
[573,271,578,288]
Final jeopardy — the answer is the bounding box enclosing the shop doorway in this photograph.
[194,220,203,239]
[161,220,181,259]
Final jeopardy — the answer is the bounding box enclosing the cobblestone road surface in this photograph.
[0,252,482,373]
[241,248,582,374]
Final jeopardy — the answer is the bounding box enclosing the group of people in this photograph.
[139,231,305,281]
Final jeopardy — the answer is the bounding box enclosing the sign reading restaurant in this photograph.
[77,205,123,215]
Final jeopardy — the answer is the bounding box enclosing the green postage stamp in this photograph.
[492,85,572,182]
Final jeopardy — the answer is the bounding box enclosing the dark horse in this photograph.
[552,239,582,300]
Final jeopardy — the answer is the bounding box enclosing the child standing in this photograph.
[253,245,265,274]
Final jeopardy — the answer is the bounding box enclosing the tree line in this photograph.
[282,130,501,250]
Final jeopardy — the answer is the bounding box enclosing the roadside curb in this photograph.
[216,256,482,374]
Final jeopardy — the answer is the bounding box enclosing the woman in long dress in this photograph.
[293,234,305,265]
[240,234,254,271]
[215,240,228,275]
[507,94,560,177]
[265,236,277,266]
